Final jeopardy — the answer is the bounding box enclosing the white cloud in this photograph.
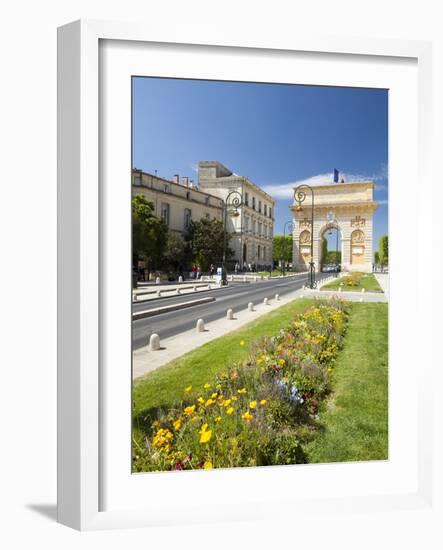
[262,167,388,200]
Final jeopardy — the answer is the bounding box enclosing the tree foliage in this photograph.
[132,194,168,269]
[378,235,389,265]
[163,232,188,272]
[273,235,292,263]
[185,217,233,271]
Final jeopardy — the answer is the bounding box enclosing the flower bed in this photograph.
[133,298,350,472]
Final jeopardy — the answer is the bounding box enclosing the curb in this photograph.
[133,283,229,304]
[132,296,216,320]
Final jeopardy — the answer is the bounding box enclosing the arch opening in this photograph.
[319,223,342,273]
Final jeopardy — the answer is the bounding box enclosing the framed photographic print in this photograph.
[57,20,434,530]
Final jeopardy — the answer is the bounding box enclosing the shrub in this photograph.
[133,299,350,472]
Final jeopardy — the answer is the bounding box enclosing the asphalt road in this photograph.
[132,272,328,350]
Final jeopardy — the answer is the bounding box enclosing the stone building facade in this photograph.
[291,182,378,273]
[198,161,275,269]
[132,169,224,235]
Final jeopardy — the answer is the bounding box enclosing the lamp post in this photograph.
[282,220,294,276]
[222,190,243,285]
[294,184,316,289]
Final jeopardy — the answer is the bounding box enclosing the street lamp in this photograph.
[294,184,316,289]
[222,190,243,285]
[282,220,294,276]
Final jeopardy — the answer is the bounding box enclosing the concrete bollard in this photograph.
[264,297,269,305]
[196,318,205,332]
[359,297,363,302]
[275,293,280,301]
[133,294,138,301]
[338,287,342,292]
[361,288,365,293]
[156,290,162,297]
[243,275,247,282]
[149,333,161,351]
[248,302,254,311]
[227,308,234,320]
[155,277,161,285]
[208,284,212,290]
[193,285,198,292]
[300,295,304,299]
[254,276,258,282]
[178,275,183,283]
[176,288,181,295]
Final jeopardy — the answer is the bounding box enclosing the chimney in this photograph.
[182,176,189,187]
[172,174,179,184]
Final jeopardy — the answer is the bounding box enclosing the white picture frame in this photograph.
[57,19,434,531]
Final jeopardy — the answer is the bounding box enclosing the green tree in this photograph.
[132,194,168,272]
[374,251,380,264]
[163,232,188,273]
[272,235,292,265]
[185,217,232,271]
[321,237,328,265]
[378,235,389,265]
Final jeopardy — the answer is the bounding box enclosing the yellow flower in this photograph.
[184,405,196,416]
[216,384,222,390]
[231,396,238,401]
[261,355,267,360]
[173,419,181,431]
[259,399,267,406]
[152,420,159,427]
[211,392,217,399]
[279,359,286,365]
[205,398,215,407]
[197,397,205,404]
[204,383,211,389]
[238,388,247,395]
[199,423,209,433]
[199,429,212,444]
[249,401,257,409]
[242,411,253,422]
[184,385,192,394]
[223,399,232,407]
[226,407,234,415]
[215,416,222,422]
[240,340,245,347]
[203,461,213,469]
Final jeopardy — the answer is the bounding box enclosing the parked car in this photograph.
[322,263,340,273]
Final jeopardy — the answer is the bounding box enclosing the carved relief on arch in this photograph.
[351,229,365,244]
[351,229,365,264]
[299,230,311,245]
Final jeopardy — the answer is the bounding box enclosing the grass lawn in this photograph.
[321,272,383,293]
[305,302,388,463]
[133,298,313,422]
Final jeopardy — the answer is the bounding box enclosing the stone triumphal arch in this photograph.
[291,181,378,273]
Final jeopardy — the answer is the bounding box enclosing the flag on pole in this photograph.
[333,168,339,183]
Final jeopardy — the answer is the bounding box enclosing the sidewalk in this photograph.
[373,272,389,299]
[133,287,305,379]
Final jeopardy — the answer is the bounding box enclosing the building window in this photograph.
[252,197,256,210]
[133,173,141,186]
[161,203,170,225]
[257,245,261,259]
[258,222,262,236]
[245,192,249,206]
[163,184,169,193]
[269,207,272,218]
[184,208,192,229]
[186,191,191,200]
[252,220,256,234]
[245,216,249,232]
[264,204,267,216]
[263,225,267,238]
[263,246,266,261]
[258,200,262,213]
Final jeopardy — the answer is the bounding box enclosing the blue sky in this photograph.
[133,77,388,250]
